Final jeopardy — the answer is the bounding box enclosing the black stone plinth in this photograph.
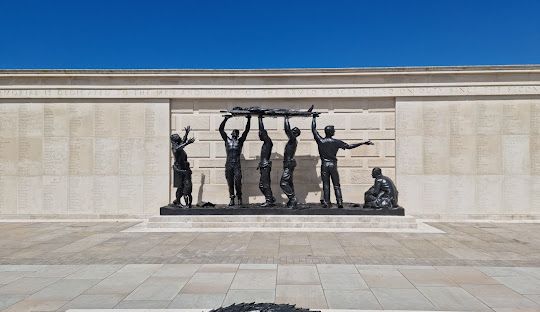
[160,203,405,216]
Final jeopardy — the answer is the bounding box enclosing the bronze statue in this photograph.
[257,116,275,206]
[171,126,195,207]
[281,116,301,208]
[312,115,373,208]
[219,115,251,206]
[364,167,399,209]
[222,105,317,118]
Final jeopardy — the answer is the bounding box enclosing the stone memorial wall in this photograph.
[0,99,170,216]
[397,97,540,217]
[0,66,539,217]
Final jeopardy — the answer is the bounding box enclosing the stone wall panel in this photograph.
[397,97,539,216]
[0,104,18,137]
[43,175,68,214]
[503,101,530,135]
[0,176,17,214]
[93,175,118,214]
[0,99,169,216]
[0,138,18,176]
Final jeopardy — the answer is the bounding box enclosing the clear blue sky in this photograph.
[0,0,539,69]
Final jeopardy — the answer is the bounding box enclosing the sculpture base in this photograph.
[160,203,405,216]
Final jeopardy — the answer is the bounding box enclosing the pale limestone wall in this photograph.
[0,99,170,216]
[0,66,539,217]
[170,98,396,205]
[396,97,540,217]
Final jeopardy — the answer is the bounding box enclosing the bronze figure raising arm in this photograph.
[284,115,293,138]
[182,126,191,143]
[219,116,230,141]
[239,115,251,143]
[311,115,323,143]
[258,115,271,143]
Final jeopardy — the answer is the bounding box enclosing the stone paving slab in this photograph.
[0,222,538,310]
[0,263,536,311]
[4,221,540,266]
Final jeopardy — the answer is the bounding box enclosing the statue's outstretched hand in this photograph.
[184,126,191,133]
[364,140,374,145]
[187,137,195,144]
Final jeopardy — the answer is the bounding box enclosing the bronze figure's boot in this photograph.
[320,199,330,208]
[183,194,192,208]
[260,196,276,207]
[287,197,298,209]
[228,196,235,207]
[335,186,344,208]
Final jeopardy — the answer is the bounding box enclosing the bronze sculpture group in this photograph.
[170,106,400,210]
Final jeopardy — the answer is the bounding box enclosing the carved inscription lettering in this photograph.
[0,85,539,98]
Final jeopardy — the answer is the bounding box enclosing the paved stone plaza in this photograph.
[0,221,538,311]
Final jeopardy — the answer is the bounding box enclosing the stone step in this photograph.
[149,215,415,223]
[146,215,417,229]
[147,221,417,229]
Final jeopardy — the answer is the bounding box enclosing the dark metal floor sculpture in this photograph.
[210,302,317,312]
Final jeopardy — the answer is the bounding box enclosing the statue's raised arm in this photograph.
[284,115,293,138]
[311,115,322,143]
[239,115,251,143]
[182,126,191,143]
[258,115,270,143]
[219,116,230,141]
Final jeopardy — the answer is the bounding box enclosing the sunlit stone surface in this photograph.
[0,66,539,217]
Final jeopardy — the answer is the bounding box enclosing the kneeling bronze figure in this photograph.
[364,167,399,209]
